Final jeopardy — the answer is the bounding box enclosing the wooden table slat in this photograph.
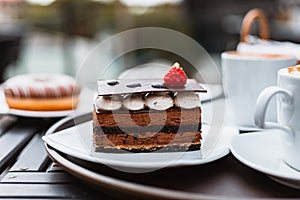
[0,123,38,172]
[9,133,50,172]
[0,183,96,198]
[0,115,18,136]
[1,172,75,183]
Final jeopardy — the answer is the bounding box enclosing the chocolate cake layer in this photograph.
[93,124,201,134]
[94,131,201,146]
[93,107,201,127]
[93,107,202,152]
[94,144,201,153]
[97,79,206,96]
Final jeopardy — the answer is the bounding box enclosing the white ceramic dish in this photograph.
[45,145,222,200]
[230,131,300,190]
[43,121,238,171]
[44,117,300,199]
[8,108,74,118]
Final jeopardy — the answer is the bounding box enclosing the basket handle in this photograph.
[240,8,270,43]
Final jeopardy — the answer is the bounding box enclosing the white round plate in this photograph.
[43,120,238,170]
[8,108,73,118]
[230,131,300,190]
[45,145,220,200]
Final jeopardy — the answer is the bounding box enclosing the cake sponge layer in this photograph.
[94,143,201,153]
[93,107,201,127]
[94,131,201,147]
[93,106,202,153]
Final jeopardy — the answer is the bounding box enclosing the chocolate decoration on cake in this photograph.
[151,84,167,89]
[107,80,119,86]
[126,83,142,88]
[97,79,206,96]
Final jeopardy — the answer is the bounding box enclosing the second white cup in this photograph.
[221,51,296,128]
[254,65,300,171]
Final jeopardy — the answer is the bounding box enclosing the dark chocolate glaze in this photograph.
[97,79,206,96]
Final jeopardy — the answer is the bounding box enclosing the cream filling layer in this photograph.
[174,92,200,109]
[122,94,145,111]
[144,92,173,110]
[95,96,122,111]
[95,92,200,111]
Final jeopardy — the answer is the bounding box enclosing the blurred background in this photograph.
[1,0,300,83]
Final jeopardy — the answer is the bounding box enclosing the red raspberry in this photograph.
[163,62,187,87]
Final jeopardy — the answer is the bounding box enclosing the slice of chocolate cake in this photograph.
[93,78,206,153]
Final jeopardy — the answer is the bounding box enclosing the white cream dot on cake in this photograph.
[95,95,122,111]
[174,92,200,109]
[145,92,173,110]
[122,94,145,111]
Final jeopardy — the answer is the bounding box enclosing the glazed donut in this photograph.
[3,73,81,111]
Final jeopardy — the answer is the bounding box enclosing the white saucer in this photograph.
[7,108,74,118]
[43,121,238,172]
[230,131,300,190]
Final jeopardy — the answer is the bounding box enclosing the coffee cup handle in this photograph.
[254,86,293,133]
[240,8,269,43]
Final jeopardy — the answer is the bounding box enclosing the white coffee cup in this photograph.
[221,51,296,128]
[254,65,300,171]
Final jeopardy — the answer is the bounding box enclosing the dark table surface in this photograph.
[1,113,300,199]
